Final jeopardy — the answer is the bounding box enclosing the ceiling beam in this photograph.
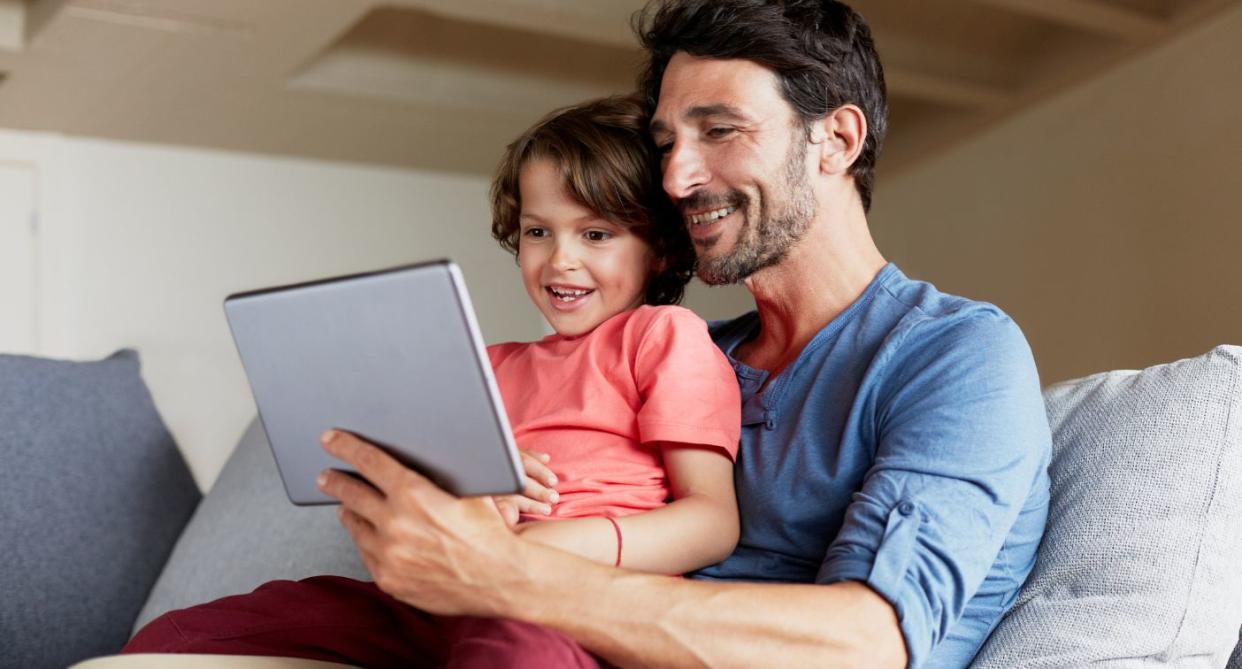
[886,67,1011,110]
[384,0,641,48]
[970,0,1166,41]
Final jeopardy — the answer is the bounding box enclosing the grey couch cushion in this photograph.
[971,345,1242,668]
[134,417,367,633]
[0,350,200,669]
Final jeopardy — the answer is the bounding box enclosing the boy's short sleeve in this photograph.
[632,307,741,459]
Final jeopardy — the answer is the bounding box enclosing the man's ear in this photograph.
[810,104,867,176]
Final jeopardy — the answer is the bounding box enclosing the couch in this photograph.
[2,346,1240,669]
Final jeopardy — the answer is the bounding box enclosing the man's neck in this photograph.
[735,200,886,376]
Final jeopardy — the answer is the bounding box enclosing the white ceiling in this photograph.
[0,0,1236,177]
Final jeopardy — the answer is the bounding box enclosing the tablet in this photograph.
[224,260,525,505]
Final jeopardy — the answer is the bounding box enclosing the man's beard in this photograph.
[691,133,816,286]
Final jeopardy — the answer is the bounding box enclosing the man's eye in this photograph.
[585,230,612,242]
[656,142,673,154]
[706,126,735,139]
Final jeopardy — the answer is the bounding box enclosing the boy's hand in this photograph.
[494,450,560,526]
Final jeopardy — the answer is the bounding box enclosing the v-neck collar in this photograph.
[718,263,900,429]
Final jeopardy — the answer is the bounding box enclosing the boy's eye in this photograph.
[656,142,673,154]
[585,230,612,242]
[522,227,547,238]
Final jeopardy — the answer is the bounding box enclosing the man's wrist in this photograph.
[483,533,563,619]
[491,535,619,627]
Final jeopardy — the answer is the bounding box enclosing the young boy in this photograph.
[481,95,741,576]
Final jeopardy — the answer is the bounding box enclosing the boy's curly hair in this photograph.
[491,95,695,306]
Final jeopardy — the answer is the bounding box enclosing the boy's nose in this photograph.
[550,242,581,271]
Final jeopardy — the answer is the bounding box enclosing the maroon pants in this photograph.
[122,576,603,669]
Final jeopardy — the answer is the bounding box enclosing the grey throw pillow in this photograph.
[134,417,368,633]
[971,345,1242,668]
[0,350,200,669]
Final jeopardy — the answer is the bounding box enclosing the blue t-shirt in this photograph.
[691,264,1051,669]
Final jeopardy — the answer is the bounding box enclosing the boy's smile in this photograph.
[517,158,655,337]
[545,284,594,311]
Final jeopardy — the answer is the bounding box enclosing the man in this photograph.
[129,1,1050,666]
[318,1,1051,667]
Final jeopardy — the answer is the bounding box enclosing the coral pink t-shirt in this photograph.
[487,305,741,519]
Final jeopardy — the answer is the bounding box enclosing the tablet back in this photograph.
[224,260,524,505]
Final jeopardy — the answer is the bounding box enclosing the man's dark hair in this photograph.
[634,0,888,212]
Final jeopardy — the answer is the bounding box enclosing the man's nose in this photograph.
[663,140,709,201]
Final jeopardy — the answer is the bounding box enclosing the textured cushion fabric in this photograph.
[0,350,200,669]
[971,345,1242,668]
[134,417,368,633]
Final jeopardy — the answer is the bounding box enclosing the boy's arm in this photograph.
[515,444,738,574]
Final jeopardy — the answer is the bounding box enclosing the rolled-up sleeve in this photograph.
[816,311,1050,668]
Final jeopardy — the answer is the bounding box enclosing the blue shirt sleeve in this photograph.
[815,307,1050,668]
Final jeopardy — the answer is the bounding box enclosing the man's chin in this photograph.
[697,244,742,284]
[696,261,743,286]
[698,245,788,285]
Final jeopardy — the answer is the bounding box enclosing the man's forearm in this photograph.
[317,431,905,667]
[506,541,908,669]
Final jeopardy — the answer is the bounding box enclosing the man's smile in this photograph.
[687,206,737,226]
[685,205,738,243]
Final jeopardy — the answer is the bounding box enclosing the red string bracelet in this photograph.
[605,516,622,567]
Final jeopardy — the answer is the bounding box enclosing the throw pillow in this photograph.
[0,350,200,669]
[971,345,1242,668]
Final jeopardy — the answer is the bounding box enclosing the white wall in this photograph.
[0,161,37,353]
[0,128,548,489]
[870,3,1242,385]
